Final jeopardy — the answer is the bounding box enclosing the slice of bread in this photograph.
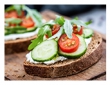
[5,35,36,54]
[23,31,103,78]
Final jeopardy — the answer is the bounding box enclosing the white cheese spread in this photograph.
[5,28,39,40]
[5,19,46,41]
[26,37,92,65]
[85,37,92,46]
[26,51,67,65]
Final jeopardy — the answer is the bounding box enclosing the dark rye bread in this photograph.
[23,32,103,78]
[5,35,36,54]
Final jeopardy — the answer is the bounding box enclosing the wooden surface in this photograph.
[5,10,106,80]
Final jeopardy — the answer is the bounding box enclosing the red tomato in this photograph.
[20,17,35,28]
[73,25,83,35]
[5,10,25,18]
[18,11,25,18]
[5,11,18,18]
[45,24,60,38]
[52,24,60,35]
[58,33,79,53]
[9,23,16,27]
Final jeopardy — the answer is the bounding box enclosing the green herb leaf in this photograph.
[13,5,22,16]
[32,9,42,22]
[71,19,87,27]
[85,20,92,25]
[43,20,56,27]
[5,5,15,12]
[28,35,43,50]
[23,5,42,27]
[44,26,52,37]
[48,26,63,40]
[74,16,78,20]
[28,25,52,50]
[5,18,22,24]
[55,15,65,26]
[63,19,73,39]
[5,5,23,16]
[77,25,81,31]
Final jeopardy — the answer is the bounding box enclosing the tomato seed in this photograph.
[62,38,65,42]
[65,44,68,47]
[67,43,71,46]
[72,41,75,45]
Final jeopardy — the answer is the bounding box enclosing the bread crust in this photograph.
[5,35,36,54]
[23,32,103,78]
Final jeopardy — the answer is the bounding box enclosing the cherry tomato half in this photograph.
[58,33,79,53]
[45,24,60,38]
[5,10,18,18]
[20,17,35,28]
[5,10,25,18]
[73,25,83,35]
[52,24,60,35]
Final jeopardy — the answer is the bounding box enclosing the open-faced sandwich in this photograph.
[5,5,44,54]
[24,16,103,78]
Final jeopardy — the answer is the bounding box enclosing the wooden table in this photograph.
[5,10,106,80]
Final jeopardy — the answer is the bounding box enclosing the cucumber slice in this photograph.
[16,30,27,34]
[31,40,58,62]
[5,30,10,35]
[26,27,37,32]
[59,35,87,58]
[83,28,93,38]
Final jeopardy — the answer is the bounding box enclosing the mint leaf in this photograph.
[63,20,73,39]
[55,15,65,26]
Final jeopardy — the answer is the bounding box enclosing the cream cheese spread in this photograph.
[26,37,92,65]
[26,51,67,65]
[5,28,39,40]
[5,19,46,41]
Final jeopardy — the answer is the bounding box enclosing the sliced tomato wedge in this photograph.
[5,10,18,18]
[45,24,60,38]
[5,10,25,18]
[73,25,83,35]
[52,24,60,35]
[58,33,79,53]
[20,17,35,28]
[9,23,16,27]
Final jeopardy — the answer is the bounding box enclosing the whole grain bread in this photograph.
[5,35,36,54]
[23,32,103,78]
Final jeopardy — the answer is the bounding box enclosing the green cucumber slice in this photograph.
[16,30,27,34]
[5,30,10,35]
[26,27,37,32]
[31,40,58,62]
[59,35,87,58]
[83,28,93,38]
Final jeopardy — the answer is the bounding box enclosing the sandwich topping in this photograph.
[5,5,44,40]
[26,16,93,65]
